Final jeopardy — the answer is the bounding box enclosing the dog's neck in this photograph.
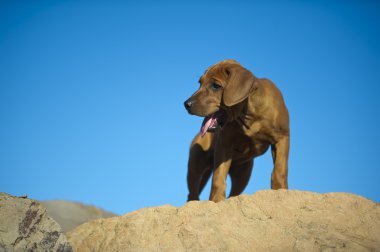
[222,99,250,129]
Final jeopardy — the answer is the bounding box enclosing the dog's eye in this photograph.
[211,83,222,91]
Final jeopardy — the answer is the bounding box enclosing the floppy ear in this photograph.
[223,65,257,106]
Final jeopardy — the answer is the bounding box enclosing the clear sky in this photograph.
[1,0,379,215]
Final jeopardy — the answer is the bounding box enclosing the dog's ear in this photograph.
[223,65,257,106]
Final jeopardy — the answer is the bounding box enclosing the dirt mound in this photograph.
[67,190,380,251]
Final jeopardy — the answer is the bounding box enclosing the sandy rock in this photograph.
[67,190,380,252]
[0,192,72,252]
[41,200,116,233]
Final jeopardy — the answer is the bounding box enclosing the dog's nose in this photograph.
[184,100,194,110]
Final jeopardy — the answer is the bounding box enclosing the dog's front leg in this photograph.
[209,137,232,202]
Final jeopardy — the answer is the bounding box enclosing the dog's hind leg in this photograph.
[270,136,289,189]
[228,159,253,197]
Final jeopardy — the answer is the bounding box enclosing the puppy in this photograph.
[184,60,290,202]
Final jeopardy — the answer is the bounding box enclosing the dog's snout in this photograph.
[184,99,194,110]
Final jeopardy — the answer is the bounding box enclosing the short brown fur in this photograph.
[184,60,290,202]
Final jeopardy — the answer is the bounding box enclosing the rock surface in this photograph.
[41,200,116,233]
[0,192,72,252]
[67,190,380,252]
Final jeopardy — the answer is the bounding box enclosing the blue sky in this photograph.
[1,1,379,215]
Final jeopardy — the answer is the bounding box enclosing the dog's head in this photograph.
[184,60,257,136]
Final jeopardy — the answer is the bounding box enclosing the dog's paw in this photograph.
[210,194,226,203]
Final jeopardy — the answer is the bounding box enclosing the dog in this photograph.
[184,60,290,202]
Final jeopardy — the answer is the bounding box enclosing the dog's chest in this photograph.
[231,135,270,159]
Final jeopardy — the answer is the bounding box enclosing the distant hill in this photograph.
[41,200,116,233]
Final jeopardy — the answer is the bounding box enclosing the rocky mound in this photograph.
[67,190,380,252]
[41,200,116,233]
[0,193,72,252]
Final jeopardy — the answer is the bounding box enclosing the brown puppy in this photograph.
[184,60,290,202]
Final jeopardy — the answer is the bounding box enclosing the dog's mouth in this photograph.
[200,109,227,137]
